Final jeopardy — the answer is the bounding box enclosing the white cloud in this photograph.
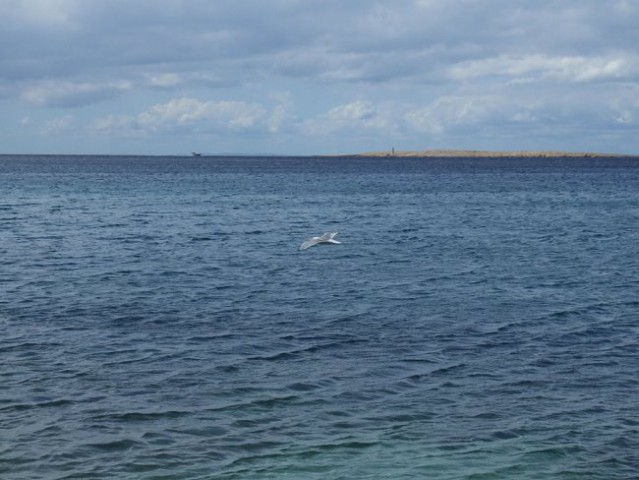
[21,80,132,107]
[449,54,639,83]
[301,100,405,141]
[93,114,139,137]
[327,101,377,122]
[140,97,266,130]
[95,97,269,135]
[145,73,183,88]
[268,105,288,133]
[405,95,509,135]
[304,100,378,136]
[41,115,75,135]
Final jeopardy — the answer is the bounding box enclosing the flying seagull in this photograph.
[299,232,341,250]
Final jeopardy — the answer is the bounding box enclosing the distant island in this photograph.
[344,149,634,158]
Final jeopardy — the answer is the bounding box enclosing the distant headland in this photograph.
[343,149,634,158]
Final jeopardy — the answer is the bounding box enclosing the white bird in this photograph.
[299,232,341,250]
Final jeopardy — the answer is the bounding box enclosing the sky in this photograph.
[1,0,638,156]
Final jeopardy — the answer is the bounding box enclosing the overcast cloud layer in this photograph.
[1,0,638,155]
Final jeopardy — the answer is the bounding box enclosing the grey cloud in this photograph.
[3,0,639,155]
[3,1,638,90]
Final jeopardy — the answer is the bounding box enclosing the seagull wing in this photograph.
[300,236,321,250]
[319,232,337,241]
[300,232,341,250]
[321,232,340,244]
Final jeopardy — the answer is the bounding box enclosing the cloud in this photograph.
[303,85,639,142]
[21,80,132,107]
[301,96,519,139]
[41,115,75,135]
[449,54,639,83]
[402,85,639,146]
[0,0,79,28]
[327,101,377,122]
[139,97,266,130]
[92,114,141,137]
[405,94,517,136]
[94,97,270,135]
[145,73,183,88]
[303,100,399,137]
[58,83,639,153]
[4,1,639,91]
[2,1,639,153]
[267,105,288,133]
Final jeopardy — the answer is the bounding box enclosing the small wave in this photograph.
[101,410,190,422]
[249,395,300,409]
[491,429,522,440]
[286,381,320,392]
[247,350,300,362]
[430,362,468,376]
[472,411,501,419]
[0,398,73,412]
[87,438,144,451]
[520,445,583,461]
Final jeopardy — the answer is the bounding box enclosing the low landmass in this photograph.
[345,149,633,158]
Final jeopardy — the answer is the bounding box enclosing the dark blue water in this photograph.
[1,155,638,479]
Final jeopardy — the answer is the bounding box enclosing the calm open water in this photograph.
[1,155,638,479]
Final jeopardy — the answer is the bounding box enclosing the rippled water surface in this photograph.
[2,155,638,479]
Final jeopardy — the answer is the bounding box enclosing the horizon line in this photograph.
[1,149,637,158]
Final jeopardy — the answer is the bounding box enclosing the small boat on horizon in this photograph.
[192,152,202,157]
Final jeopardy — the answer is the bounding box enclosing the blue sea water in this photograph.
[1,154,638,479]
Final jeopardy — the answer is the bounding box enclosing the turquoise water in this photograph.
[1,155,638,479]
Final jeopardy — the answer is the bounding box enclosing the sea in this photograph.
[1,154,638,479]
